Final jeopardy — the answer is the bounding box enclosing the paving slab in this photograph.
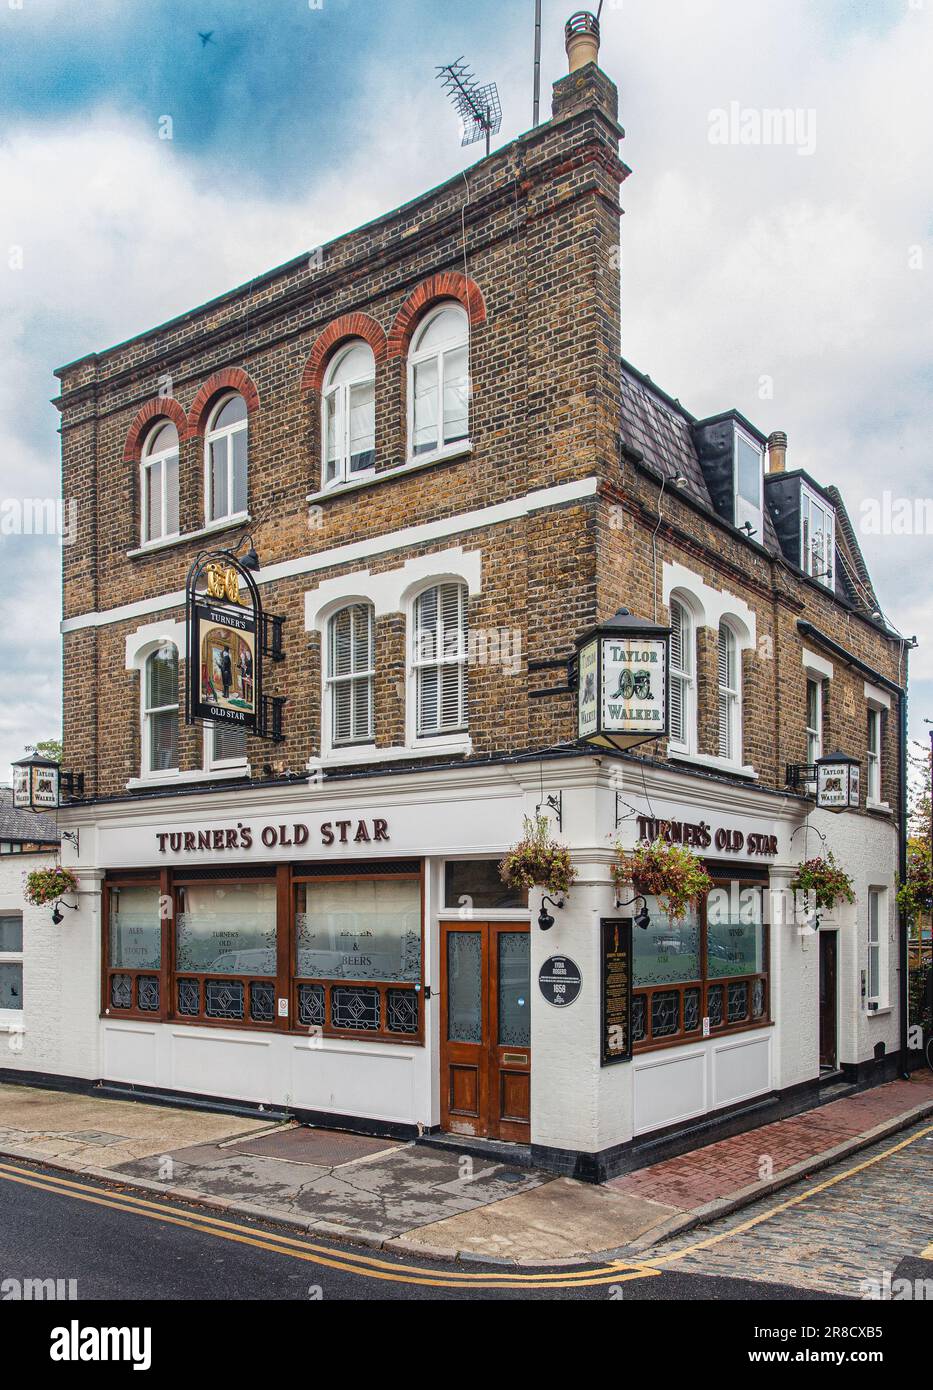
[397,1177,680,1262]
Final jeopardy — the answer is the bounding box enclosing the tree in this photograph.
[34,738,62,763]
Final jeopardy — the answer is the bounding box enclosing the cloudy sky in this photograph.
[0,0,930,779]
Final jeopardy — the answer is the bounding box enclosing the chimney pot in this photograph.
[565,10,601,73]
[767,431,787,474]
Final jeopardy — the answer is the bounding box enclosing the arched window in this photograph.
[408,305,470,460]
[327,604,375,746]
[205,394,248,523]
[141,421,179,544]
[413,583,468,736]
[669,598,695,753]
[717,622,741,761]
[144,644,179,774]
[322,342,376,489]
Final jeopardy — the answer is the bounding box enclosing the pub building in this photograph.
[9,13,908,1181]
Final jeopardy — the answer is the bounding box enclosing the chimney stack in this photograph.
[565,11,601,73]
[767,431,787,474]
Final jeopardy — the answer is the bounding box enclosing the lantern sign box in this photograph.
[12,752,61,811]
[816,752,860,811]
[576,609,670,751]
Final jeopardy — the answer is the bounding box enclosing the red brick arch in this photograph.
[301,313,388,394]
[123,398,190,463]
[386,273,487,360]
[187,367,260,437]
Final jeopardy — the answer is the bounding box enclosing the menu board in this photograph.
[600,917,633,1065]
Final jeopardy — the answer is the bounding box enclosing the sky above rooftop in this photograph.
[0,0,930,778]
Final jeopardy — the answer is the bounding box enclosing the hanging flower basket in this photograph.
[24,866,79,909]
[613,837,712,924]
[500,814,576,897]
[789,852,855,912]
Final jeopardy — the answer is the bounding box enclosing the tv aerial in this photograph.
[436,57,502,157]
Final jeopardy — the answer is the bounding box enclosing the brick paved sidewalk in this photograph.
[610,1071,933,1217]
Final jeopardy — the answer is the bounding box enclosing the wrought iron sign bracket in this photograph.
[785,764,816,794]
[258,696,287,744]
[262,613,286,661]
[60,829,80,853]
[61,771,85,800]
[536,790,563,832]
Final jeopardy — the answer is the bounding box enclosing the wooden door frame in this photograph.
[438,920,531,1141]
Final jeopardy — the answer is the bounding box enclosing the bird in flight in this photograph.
[198,31,215,47]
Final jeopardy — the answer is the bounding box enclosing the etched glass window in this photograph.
[295,878,421,982]
[497,932,530,1047]
[176,882,276,976]
[706,888,764,979]
[109,886,162,970]
[447,931,482,1043]
[633,901,701,986]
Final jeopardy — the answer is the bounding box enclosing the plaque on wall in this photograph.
[538,955,582,1008]
[600,917,633,1065]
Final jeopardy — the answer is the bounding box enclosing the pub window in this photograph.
[294,873,422,1041]
[207,722,248,770]
[632,882,769,1051]
[867,887,887,1009]
[0,913,24,1015]
[140,421,180,545]
[806,677,823,765]
[143,643,179,776]
[174,880,277,1024]
[413,582,468,737]
[328,603,375,746]
[668,597,695,754]
[408,304,470,460]
[443,860,528,912]
[205,393,248,524]
[104,885,162,1017]
[717,622,741,761]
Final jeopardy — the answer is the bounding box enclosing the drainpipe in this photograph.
[898,689,909,1078]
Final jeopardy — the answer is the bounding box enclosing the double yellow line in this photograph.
[0,1160,659,1291]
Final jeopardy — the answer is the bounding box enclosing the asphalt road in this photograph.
[0,1156,835,1303]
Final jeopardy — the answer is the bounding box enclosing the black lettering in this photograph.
[320,822,334,846]
[373,818,389,843]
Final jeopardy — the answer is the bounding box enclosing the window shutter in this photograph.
[718,626,733,759]
[415,583,467,735]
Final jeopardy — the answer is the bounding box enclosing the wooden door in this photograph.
[439,922,531,1141]
[819,931,837,1069]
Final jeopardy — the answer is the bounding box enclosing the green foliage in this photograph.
[34,739,62,763]
[897,846,933,920]
[24,866,79,908]
[500,814,576,896]
[789,852,856,911]
[614,838,713,923]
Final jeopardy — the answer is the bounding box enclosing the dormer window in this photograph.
[733,426,764,537]
[800,484,835,589]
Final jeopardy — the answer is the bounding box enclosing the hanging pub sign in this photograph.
[575,608,670,751]
[600,917,633,1065]
[185,550,286,742]
[816,751,860,811]
[11,750,61,811]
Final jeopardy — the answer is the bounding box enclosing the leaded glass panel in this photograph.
[651,990,679,1039]
[298,983,325,1028]
[684,987,701,1033]
[177,978,200,1016]
[110,974,132,1010]
[447,931,482,1043]
[386,989,419,1035]
[707,984,723,1027]
[137,976,160,1012]
[632,994,647,1043]
[249,981,274,1023]
[331,986,380,1032]
[728,981,749,1024]
[497,932,530,1047]
[752,977,765,1019]
[205,979,245,1020]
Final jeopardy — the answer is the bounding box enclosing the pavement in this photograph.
[1,1071,931,1266]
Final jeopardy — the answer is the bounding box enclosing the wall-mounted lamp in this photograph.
[614,892,651,931]
[238,536,261,572]
[50,899,78,926]
[740,521,758,539]
[538,895,564,931]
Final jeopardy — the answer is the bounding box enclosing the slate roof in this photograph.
[0,788,60,845]
[619,358,880,620]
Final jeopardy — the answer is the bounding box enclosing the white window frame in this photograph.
[204,394,249,525]
[406,304,472,466]
[800,483,835,589]
[717,621,742,763]
[867,887,888,1010]
[410,581,469,744]
[733,425,764,536]
[203,722,249,774]
[142,642,179,778]
[327,603,376,748]
[866,706,882,805]
[668,595,697,755]
[321,342,376,491]
[806,676,823,766]
[140,422,180,546]
[0,910,24,1025]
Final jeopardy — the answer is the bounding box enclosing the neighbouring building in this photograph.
[0,791,60,1059]
[6,14,909,1179]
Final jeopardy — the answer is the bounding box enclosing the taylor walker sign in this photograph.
[575,609,670,752]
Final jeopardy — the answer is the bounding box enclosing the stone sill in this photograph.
[667,750,758,780]
[306,443,473,505]
[126,512,251,559]
[126,766,251,791]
